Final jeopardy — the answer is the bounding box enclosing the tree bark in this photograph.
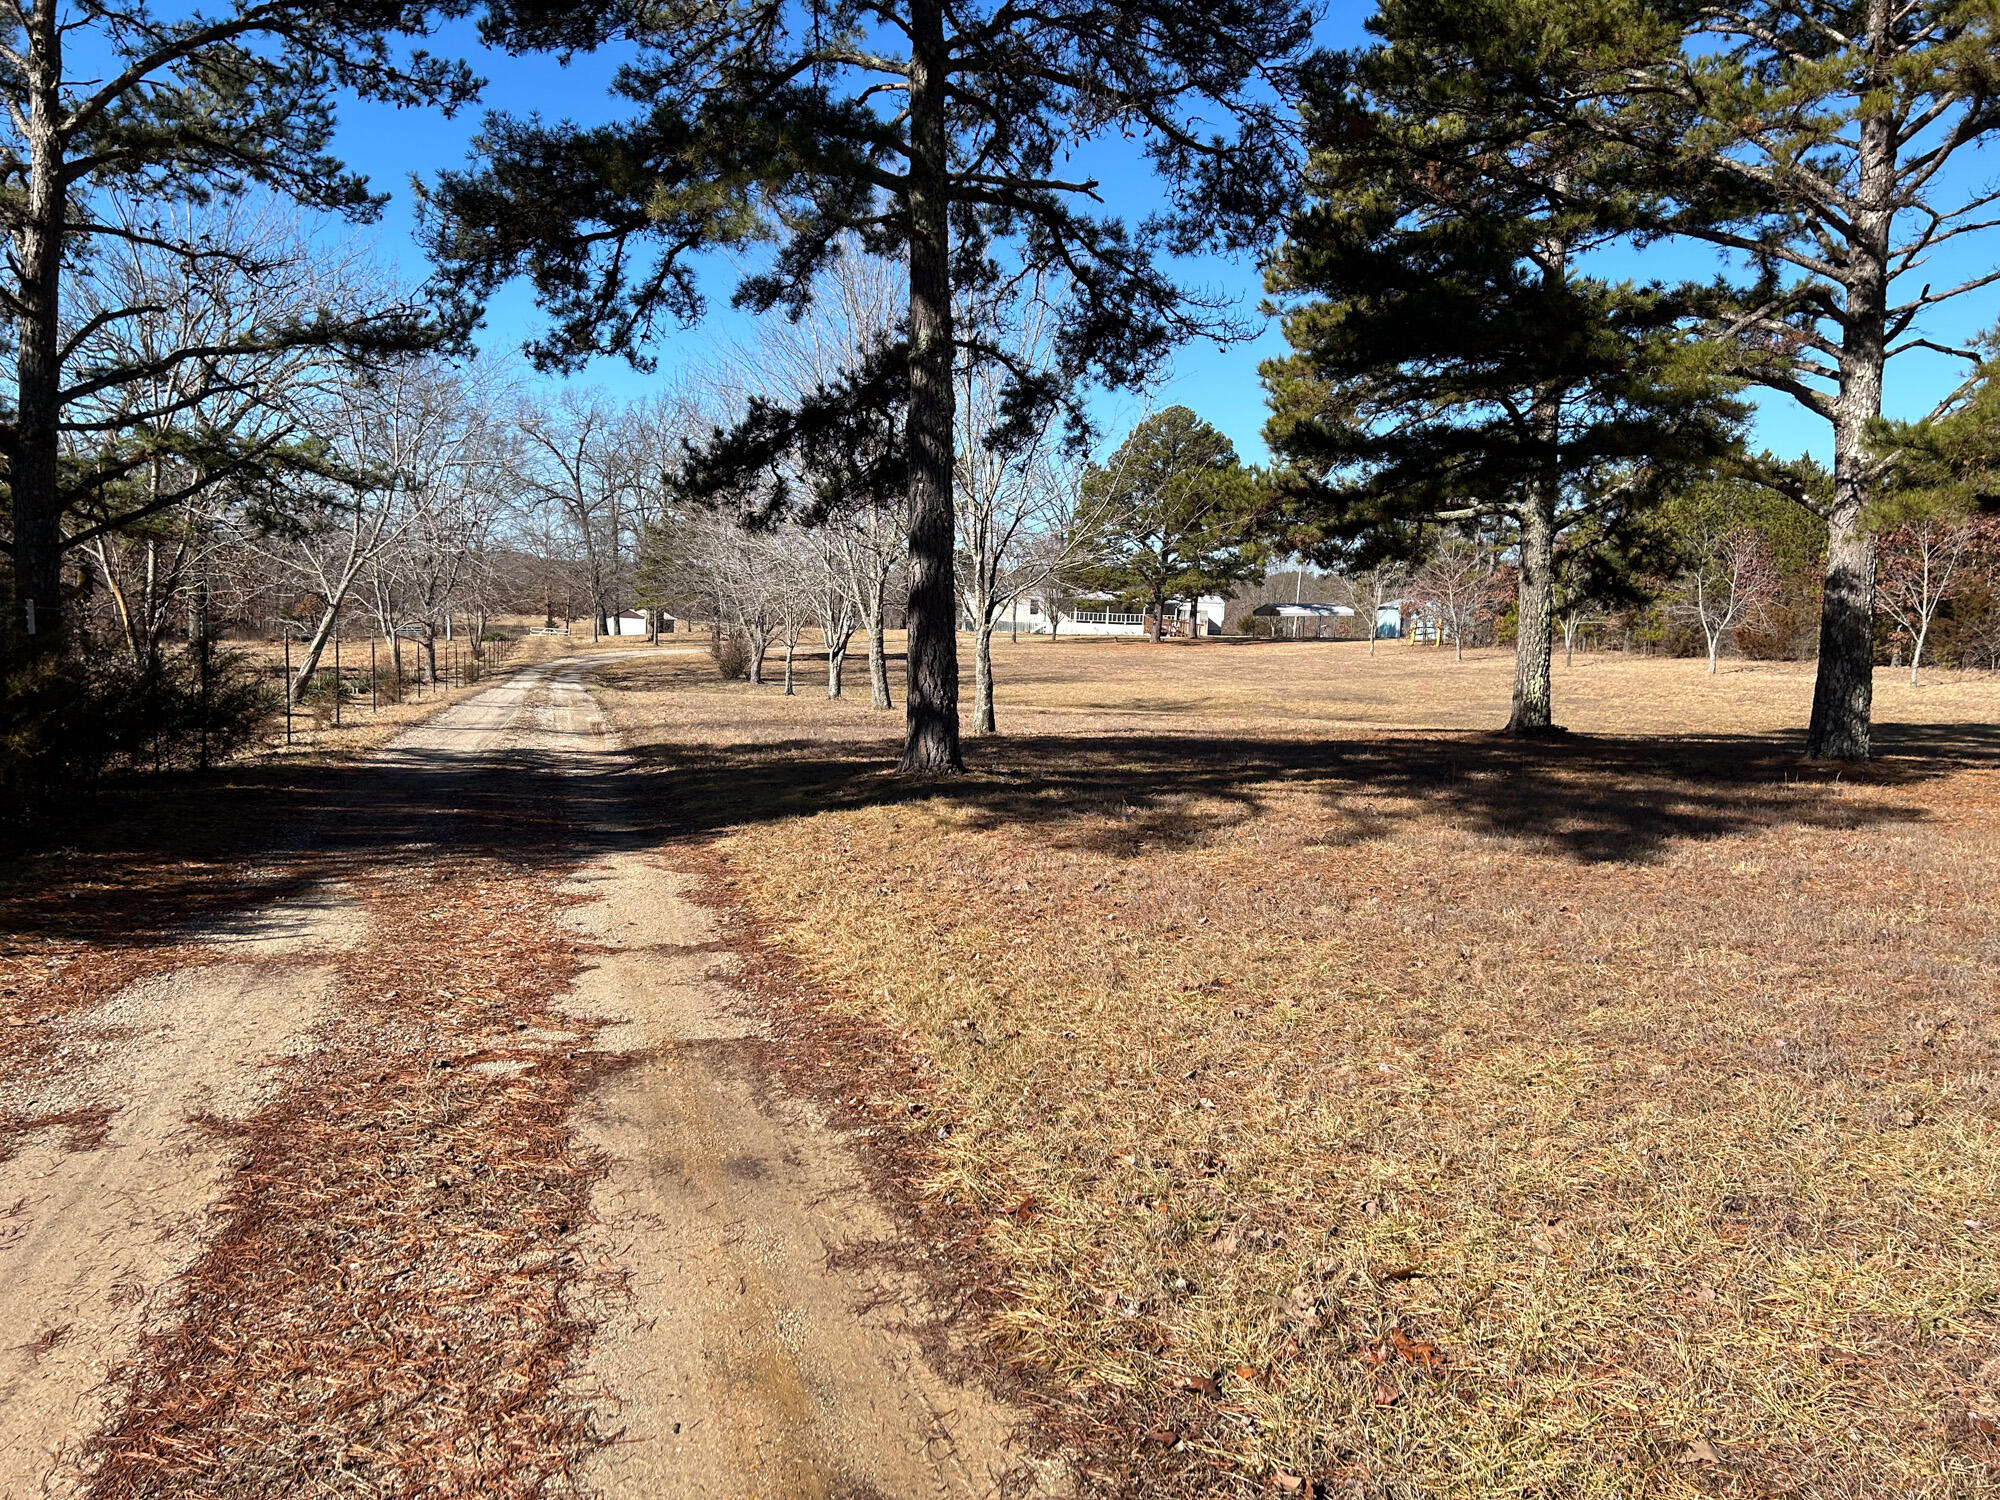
[1807,39,1891,762]
[290,604,344,699]
[10,2,67,651]
[866,581,893,710]
[897,0,962,774]
[827,633,849,697]
[1506,481,1557,733]
[973,616,996,733]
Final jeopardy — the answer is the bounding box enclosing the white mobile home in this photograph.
[994,593,1228,637]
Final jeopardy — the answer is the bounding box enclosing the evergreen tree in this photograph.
[1555,0,2000,758]
[1263,0,1744,733]
[1078,407,1267,641]
[425,0,1314,772]
[0,0,478,654]
[1872,341,2000,522]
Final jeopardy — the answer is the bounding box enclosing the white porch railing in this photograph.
[1067,609,1147,626]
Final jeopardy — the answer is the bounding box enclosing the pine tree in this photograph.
[1078,407,1268,641]
[0,0,477,654]
[426,0,1314,772]
[1263,0,1744,733]
[1560,0,2000,758]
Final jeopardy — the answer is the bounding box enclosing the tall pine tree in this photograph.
[1264,0,1743,733]
[1078,406,1268,641]
[426,0,1314,772]
[1495,0,2000,757]
[0,0,478,654]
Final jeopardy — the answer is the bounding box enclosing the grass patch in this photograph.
[597,639,2000,1497]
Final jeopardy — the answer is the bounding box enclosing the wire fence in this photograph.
[262,634,496,748]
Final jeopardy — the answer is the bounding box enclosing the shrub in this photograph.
[1,640,272,832]
[480,630,509,643]
[296,669,352,728]
[713,634,750,680]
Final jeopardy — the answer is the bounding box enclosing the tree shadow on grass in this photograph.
[10,706,1994,950]
[621,717,1997,866]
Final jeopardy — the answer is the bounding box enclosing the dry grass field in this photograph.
[594,637,2000,1498]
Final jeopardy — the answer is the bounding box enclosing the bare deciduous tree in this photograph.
[1335,563,1408,658]
[1668,528,1782,675]
[1876,518,1992,685]
[1407,541,1500,662]
[517,391,644,639]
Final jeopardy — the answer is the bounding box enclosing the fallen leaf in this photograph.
[1146,1427,1179,1447]
[1373,1381,1401,1406]
[1679,1438,1721,1464]
[1270,1472,1305,1493]
[1387,1328,1442,1368]
[1175,1371,1220,1397]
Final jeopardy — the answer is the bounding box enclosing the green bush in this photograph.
[1,639,272,830]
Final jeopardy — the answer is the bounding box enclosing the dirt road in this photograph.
[0,654,1045,1498]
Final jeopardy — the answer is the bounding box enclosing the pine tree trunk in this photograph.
[1807,90,1891,762]
[10,4,66,652]
[1506,482,1557,734]
[897,0,962,774]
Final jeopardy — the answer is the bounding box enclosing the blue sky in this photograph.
[328,5,2000,468]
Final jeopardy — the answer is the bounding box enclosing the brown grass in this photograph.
[594,638,2000,1498]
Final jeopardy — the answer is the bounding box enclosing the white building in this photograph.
[1249,601,1404,639]
[1249,601,1354,638]
[993,593,1228,637]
